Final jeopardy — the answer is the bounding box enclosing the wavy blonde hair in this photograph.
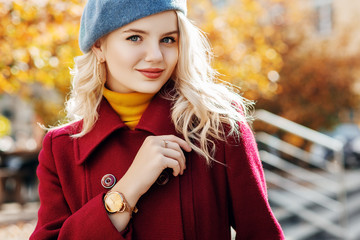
[64,11,253,165]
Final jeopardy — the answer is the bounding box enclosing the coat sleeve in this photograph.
[225,122,285,240]
[30,131,132,240]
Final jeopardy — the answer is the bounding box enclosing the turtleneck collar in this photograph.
[103,87,155,130]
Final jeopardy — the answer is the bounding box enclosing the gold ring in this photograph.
[163,140,168,148]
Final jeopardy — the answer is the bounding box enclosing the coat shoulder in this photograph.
[222,120,255,145]
[47,120,83,140]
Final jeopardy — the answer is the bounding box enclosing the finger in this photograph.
[166,142,186,174]
[163,157,181,176]
[162,147,186,175]
[163,141,185,162]
[162,138,187,175]
[162,135,192,152]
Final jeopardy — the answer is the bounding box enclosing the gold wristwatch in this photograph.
[103,191,138,216]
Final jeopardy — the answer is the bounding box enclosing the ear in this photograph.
[91,40,105,62]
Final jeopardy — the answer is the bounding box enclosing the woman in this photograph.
[31,0,285,239]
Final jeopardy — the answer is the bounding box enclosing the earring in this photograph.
[96,58,106,84]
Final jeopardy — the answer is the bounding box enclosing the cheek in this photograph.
[166,49,179,69]
[105,45,139,70]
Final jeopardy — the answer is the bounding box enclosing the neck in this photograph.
[103,88,155,130]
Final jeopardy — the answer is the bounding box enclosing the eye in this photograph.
[161,37,176,44]
[127,35,141,42]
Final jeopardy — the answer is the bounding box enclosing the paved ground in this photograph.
[0,202,38,240]
[0,220,36,240]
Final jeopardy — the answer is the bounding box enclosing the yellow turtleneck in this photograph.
[103,87,155,130]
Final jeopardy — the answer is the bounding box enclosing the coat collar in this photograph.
[75,82,178,165]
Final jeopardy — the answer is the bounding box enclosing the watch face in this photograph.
[105,192,124,213]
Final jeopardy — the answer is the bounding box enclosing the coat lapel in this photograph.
[135,90,177,136]
[74,99,126,165]
[74,82,179,165]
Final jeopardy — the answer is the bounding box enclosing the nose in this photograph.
[144,42,163,63]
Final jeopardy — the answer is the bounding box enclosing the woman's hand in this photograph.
[108,135,191,232]
[111,134,192,208]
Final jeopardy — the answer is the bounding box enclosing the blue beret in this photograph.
[79,0,187,53]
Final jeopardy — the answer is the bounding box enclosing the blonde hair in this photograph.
[63,11,253,165]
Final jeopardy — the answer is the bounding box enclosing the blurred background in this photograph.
[0,0,360,239]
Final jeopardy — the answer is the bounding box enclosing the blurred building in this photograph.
[211,0,360,53]
[310,0,360,122]
[309,0,360,55]
[0,83,61,152]
[0,95,35,152]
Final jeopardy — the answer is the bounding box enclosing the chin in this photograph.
[137,82,167,94]
[143,88,162,94]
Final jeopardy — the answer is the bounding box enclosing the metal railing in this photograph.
[255,109,347,240]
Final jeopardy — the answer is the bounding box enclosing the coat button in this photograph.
[101,174,116,189]
[156,171,170,185]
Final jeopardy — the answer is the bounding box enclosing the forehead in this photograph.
[120,10,178,32]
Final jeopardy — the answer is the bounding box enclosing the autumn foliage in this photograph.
[188,0,285,100]
[191,0,360,130]
[253,1,360,130]
[0,0,84,124]
[1,0,359,130]
[259,48,360,130]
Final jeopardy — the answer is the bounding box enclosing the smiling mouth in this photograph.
[137,68,164,79]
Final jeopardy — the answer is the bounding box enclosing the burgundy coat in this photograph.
[31,87,284,240]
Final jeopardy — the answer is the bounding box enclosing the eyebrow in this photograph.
[122,29,179,36]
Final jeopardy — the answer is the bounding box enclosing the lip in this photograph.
[137,68,164,79]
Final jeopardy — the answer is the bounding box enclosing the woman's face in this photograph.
[93,11,179,94]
